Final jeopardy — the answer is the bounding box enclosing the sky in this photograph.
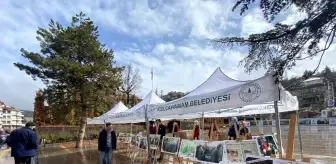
[0,0,335,111]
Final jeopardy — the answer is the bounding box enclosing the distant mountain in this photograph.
[21,110,34,117]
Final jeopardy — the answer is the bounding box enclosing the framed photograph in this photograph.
[240,140,261,161]
[246,155,310,164]
[118,136,131,143]
[149,134,161,149]
[178,139,197,159]
[245,155,273,164]
[161,136,181,155]
[138,137,147,150]
[253,135,278,156]
[131,135,139,146]
[195,140,227,164]
[225,140,243,163]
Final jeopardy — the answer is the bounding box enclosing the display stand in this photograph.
[265,118,273,135]
[286,113,297,160]
[172,122,179,137]
[151,147,160,164]
[178,157,201,164]
[253,117,262,135]
[152,130,161,164]
[209,119,218,141]
[161,152,180,164]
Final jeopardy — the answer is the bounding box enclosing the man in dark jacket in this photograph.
[156,119,166,139]
[7,122,39,164]
[98,122,117,164]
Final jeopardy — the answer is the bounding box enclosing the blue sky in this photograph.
[1,0,335,111]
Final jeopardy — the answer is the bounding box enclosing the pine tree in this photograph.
[213,0,336,83]
[14,12,123,148]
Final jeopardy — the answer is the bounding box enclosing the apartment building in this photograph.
[0,101,25,130]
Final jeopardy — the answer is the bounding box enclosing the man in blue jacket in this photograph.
[7,122,39,164]
[98,122,117,164]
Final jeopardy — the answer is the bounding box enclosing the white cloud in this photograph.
[241,8,273,36]
[0,0,335,111]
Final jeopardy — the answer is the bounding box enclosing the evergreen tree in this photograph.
[213,0,336,83]
[33,90,44,126]
[14,12,123,148]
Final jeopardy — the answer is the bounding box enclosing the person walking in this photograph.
[7,122,39,164]
[98,122,117,164]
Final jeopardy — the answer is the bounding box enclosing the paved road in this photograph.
[0,145,13,163]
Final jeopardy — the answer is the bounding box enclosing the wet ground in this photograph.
[1,125,335,164]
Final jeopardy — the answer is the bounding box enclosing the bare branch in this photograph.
[120,65,143,104]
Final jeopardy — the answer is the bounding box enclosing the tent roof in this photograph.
[105,101,128,115]
[128,91,165,112]
[185,67,249,97]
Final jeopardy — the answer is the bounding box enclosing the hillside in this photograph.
[20,110,34,117]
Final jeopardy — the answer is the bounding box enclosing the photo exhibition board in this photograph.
[252,135,278,156]
[161,136,181,155]
[149,134,161,149]
[178,139,197,159]
[138,136,148,150]
[195,140,228,164]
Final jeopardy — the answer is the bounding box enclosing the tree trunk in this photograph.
[76,111,87,148]
[126,92,130,106]
[76,91,87,148]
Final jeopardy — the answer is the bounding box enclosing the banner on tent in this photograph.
[107,105,146,122]
[105,74,287,123]
[148,75,279,118]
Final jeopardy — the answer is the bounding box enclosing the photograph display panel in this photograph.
[138,137,147,150]
[178,139,197,159]
[225,141,243,163]
[253,135,278,156]
[149,134,161,149]
[195,140,227,164]
[161,136,181,155]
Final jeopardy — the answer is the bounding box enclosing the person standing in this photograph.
[7,122,39,164]
[228,117,240,140]
[98,122,117,164]
[149,121,157,134]
[193,120,200,140]
[156,119,166,139]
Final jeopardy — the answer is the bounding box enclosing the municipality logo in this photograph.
[239,83,261,102]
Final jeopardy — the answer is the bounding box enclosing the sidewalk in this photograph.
[0,148,13,163]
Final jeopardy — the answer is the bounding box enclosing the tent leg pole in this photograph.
[145,105,151,164]
[297,110,304,160]
[274,100,283,158]
[201,112,205,140]
[131,123,132,134]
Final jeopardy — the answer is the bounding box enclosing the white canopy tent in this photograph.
[107,68,297,123]
[105,67,297,157]
[106,91,165,123]
[87,101,128,124]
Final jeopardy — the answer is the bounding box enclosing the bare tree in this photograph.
[120,65,142,105]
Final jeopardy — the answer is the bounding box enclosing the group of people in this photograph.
[98,117,250,164]
[193,117,250,140]
[0,116,251,164]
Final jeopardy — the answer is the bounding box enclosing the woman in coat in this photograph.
[228,117,240,140]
